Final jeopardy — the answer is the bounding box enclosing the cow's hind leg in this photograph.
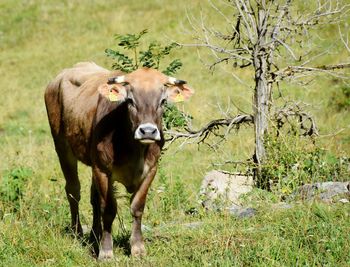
[55,139,83,237]
[91,167,117,260]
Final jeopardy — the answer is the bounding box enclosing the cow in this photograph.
[44,62,194,259]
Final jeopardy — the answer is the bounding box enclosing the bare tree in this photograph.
[167,0,350,186]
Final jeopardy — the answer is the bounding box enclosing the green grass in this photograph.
[0,0,349,266]
[1,183,349,266]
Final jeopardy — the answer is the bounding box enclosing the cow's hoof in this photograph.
[98,249,114,260]
[131,243,146,257]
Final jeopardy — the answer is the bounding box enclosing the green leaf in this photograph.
[162,103,192,130]
[139,49,156,68]
[163,59,183,76]
[105,48,135,72]
[114,29,148,50]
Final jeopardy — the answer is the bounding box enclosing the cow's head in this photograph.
[98,68,194,144]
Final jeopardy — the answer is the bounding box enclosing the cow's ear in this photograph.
[166,84,194,103]
[98,84,127,102]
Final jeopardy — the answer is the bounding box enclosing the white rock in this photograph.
[199,170,253,210]
[339,198,349,204]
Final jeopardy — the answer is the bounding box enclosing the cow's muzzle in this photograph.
[134,123,161,144]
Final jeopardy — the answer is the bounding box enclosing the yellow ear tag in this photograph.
[108,91,120,102]
[174,93,184,102]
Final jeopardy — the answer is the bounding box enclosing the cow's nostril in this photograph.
[140,126,156,134]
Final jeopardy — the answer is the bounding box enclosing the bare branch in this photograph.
[274,102,318,137]
[299,50,330,67]
[176,42,252,63]
[164,114,254,147]
[294,1,350,27]
[275,63,350,81]
[208,0,232,25]
[339,24,350,53]
[235,0,256,42]
[274,38,298,61]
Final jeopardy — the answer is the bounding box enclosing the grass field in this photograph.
[0,0,349,266]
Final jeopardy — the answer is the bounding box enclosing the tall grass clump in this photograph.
[157,168,189,214]
[263,135,350,195]
[145,167,191,223]
[329,84,350,111]
[0,167,32,213]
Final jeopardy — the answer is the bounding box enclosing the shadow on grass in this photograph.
[113,231,131,256]
[62,225,132,257]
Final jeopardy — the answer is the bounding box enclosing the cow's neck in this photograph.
[111,122,158,193]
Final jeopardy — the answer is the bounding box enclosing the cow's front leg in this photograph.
[91,166,117,260]
[130,165,157,257]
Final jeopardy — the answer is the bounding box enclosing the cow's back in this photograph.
[44,62,111,164]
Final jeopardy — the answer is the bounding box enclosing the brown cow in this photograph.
[44,62,194,259]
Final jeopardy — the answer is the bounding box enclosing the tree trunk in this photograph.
[253,53,271,188]
[253,5,272,188]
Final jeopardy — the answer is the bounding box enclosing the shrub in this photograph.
[329,85,350,111]
[105,29,182,75]
[163,103,193,130]
[262,135,350,196]
[149,167,189,217]
[0,167,32,212]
